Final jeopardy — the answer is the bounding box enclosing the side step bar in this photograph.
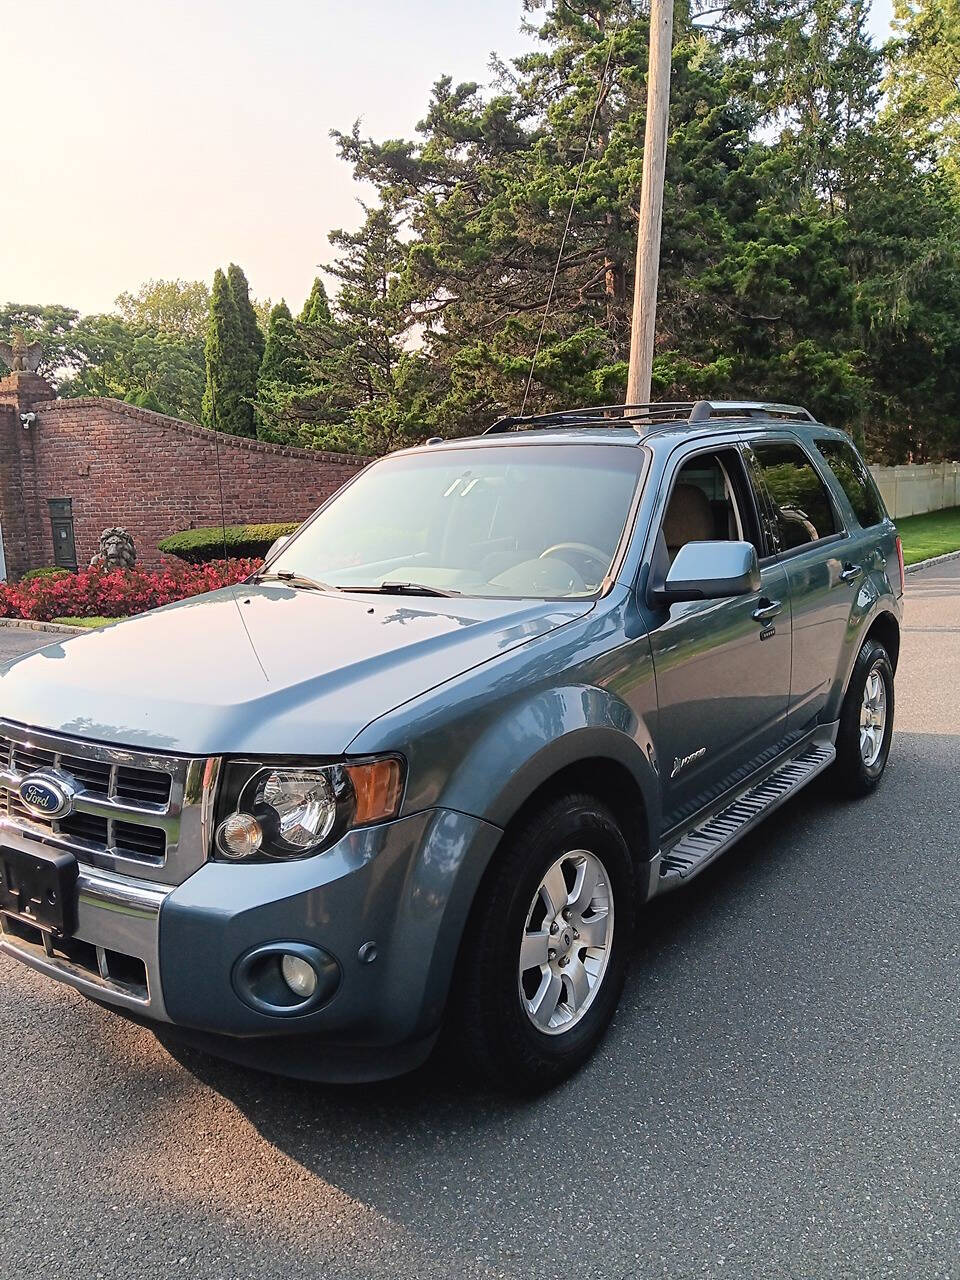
[659,742,836,885]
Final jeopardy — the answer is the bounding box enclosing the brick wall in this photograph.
[0,392,369,574]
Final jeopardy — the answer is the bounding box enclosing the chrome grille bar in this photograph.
[0,719,216,886]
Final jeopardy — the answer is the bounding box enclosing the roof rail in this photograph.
[484,399,816,435]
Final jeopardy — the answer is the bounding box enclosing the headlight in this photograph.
[214,757,404,862]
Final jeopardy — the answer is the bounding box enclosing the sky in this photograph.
[2,0,896,319]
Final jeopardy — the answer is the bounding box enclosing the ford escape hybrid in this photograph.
[0,400,903,1090]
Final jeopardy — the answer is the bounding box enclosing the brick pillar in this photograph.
[0,371,56,579]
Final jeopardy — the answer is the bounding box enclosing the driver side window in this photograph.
[661,451,752,564]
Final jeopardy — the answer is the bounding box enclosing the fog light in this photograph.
[233,942,340,1015]
[216,812,263,860]
[280,953,318,999]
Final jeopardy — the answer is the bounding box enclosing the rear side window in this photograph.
[816,438,886,528]
[751,440,839,552]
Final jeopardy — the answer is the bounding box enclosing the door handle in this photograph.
[840,563,862,583]
[752,598,783,623]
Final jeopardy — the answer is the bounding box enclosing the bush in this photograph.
[19,566,71,584]
[158,522,300,564]
[0,559,261,623]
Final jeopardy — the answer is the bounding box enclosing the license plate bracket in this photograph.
[0,846,79,936]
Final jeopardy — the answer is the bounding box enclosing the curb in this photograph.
[904,548,960,575]
[0,618,87,636]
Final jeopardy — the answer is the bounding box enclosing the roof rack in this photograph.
[484,400,816,435]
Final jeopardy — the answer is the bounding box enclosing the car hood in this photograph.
[0,585,592,756]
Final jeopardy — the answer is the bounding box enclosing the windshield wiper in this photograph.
[340,581,462,598]
[253,571,337,593]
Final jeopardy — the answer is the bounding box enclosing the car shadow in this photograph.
[156,728,955,1274]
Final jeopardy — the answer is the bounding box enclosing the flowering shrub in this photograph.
[0,559,262,623]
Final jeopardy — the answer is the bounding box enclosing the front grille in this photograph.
[0,721,210,886]
[115,766,172,807]
[2,737,172,809]
[0,912,148,1001]
[60,812,110,847]
[114,821,166,861]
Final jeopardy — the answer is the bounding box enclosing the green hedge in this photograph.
[19,566,72,584]
[158,522,300,564]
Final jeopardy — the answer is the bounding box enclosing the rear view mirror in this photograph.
[655,540,760,606]
[266,535,290,561]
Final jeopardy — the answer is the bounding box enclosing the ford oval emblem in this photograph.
[17,772,75,820]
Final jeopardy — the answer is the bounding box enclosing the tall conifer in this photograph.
[202,267,254,436]
[299,277,333,326]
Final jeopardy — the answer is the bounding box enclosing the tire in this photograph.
[832,638,895,798]
[451,792,636,1093]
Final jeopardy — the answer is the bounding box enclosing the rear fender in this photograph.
[826,590,901,721]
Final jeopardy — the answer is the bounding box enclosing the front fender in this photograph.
[435,690,660,850]
[349,591,660,867]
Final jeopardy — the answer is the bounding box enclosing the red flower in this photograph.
[2,559,263,622]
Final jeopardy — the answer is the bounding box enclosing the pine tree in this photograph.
[887,0,960,183]
[299,277,333,326]
[202,267,254,436]
[259,301,305,386]
[254,301,312,438]
[224,263,264,435]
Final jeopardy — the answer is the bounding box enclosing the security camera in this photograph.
[19,412,35,429]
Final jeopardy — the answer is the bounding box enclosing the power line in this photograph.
[519,35,616,418]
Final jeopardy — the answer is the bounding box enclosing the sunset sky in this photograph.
[3,0,896,318]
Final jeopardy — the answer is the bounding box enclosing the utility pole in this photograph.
[626,0,674,405]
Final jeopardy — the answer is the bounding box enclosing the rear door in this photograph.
[745,435,859,732]
[644,440,792,833]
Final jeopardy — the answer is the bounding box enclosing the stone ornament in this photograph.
[90,527,137,570]
[0,328,43,373]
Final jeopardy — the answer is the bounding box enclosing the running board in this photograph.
[659,742,836,885]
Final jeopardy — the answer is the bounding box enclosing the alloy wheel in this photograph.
[859,666,887,767]
[518,849,614,1036]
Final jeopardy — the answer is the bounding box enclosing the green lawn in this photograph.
[896,506,960,566]
[52,616,128,629]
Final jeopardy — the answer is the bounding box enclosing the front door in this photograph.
[49,499,78,571]
[645,443,792,833]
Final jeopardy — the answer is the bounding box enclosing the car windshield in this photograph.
[268,443,645,599]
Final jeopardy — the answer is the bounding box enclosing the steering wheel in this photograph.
[538,541,610,583]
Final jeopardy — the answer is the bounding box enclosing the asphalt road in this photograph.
[2,564,959,1280]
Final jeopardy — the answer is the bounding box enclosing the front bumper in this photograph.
[0,822,171,1016]
[1,808,502,1079]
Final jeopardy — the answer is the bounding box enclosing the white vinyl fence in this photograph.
[869,462,960,520]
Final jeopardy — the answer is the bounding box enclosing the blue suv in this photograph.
[0,400,903,1090]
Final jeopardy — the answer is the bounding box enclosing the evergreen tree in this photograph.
[887,0,960,184]
[255,212,415,452]
[333,1,764,430]
[224,262,264,435]
[228,262,265,362]
[202,267,255,436]
[316,0,960,457]
[255,301,313,438]
[299,277,333,326]
[259,301,305,386]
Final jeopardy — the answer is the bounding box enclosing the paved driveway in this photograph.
[1,565,959,1280]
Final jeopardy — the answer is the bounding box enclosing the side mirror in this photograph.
[654,540,760,606]
[266,535,290,561]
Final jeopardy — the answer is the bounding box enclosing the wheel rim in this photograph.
[518,849,614,1037]
[859,666,887,767]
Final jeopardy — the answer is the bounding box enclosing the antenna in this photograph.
[210,381,230,562]
[519,35,616,418]
[209,379,270,683]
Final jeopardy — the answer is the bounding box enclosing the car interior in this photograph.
[660,453,748,564]
[289,450,645,598]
